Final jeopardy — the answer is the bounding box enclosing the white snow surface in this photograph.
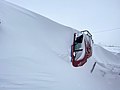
[0,0,120,90]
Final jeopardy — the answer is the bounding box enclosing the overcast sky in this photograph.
[6,0,120,46]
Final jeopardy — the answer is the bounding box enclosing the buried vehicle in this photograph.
[71,30,93,67]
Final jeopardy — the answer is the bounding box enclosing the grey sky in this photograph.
[6,0,120,46]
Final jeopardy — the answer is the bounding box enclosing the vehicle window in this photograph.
[75,43,81,51]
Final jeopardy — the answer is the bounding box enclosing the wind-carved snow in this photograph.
[92,45,120,79]
[0,0,120,90]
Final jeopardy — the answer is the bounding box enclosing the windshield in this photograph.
[75,43,81,51]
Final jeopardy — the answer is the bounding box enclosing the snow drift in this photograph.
[0,0,120,90]
[93,44,120,65]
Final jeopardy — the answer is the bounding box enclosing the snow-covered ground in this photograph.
[99,43,120,53]
[0,0,120,90]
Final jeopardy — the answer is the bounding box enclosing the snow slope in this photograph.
[0,0,120,90]
[99,44,120,53]
[93,45,120,65]
[92,45,120,76]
